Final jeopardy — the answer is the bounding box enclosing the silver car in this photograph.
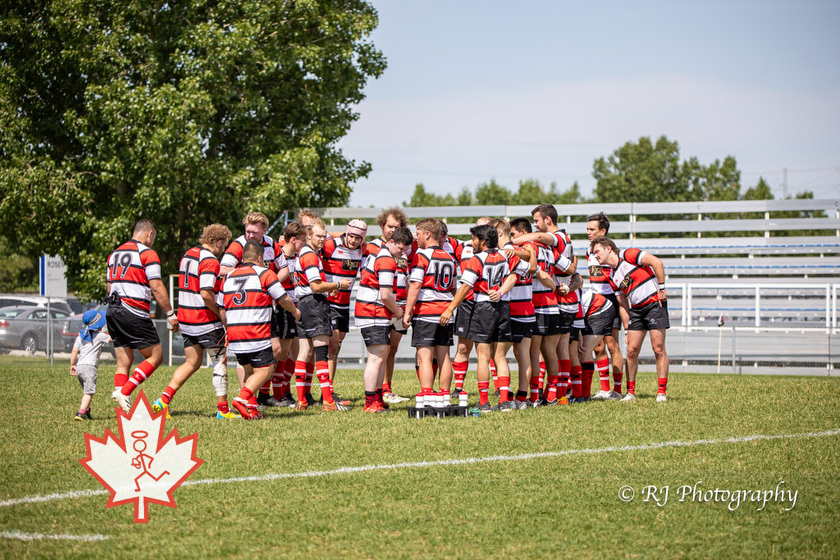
[0,306,72,355]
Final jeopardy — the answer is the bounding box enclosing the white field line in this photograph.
[1,530,110,542]
[2,428,838,510]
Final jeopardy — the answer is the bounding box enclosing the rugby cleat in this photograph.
[256,391,274,407]
[492,401,515,412]
[382,391,407,404]
[232,397,252,419]
[215,410,241,419]
[558,396,569,406]
[621,393,637,402]
[591,390,612,401]
[656,393,667,403]
[151,398,172,420]
[513,400,528,411]
[322,401,349,412]
[84,408,92,420]
[332,393,352,407]
[305,393,317,407]
[478,402,493,412]
[295,400,309,412]
[362,402,388,413]
[247,407,264,420]
[111,389,131,413]
[74,412,86,422]
[277,396,297,408]
[608,391,623,400]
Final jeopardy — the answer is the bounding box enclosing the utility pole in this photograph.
[782,167,788,199]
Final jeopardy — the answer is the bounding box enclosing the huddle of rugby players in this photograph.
[108,204,670,420]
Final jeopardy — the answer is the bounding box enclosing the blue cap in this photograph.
[81,310,107,342]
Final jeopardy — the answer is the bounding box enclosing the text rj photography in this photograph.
[618,481,798,511]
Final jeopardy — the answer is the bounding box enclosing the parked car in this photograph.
[0,294,73,315]
[61,304,113,354]
[0,306,72,355]
[61,303,185,359]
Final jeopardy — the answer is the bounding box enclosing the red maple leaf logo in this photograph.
[79,390,203,523]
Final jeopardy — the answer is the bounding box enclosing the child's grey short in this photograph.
[76,364,98,394]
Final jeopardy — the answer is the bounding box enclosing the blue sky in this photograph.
[339,1,840,207]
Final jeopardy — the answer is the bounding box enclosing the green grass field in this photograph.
[1,355,839,559]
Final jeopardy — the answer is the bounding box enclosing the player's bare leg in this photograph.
[623,330,646,401]
[363,344,389,412]
[383,329,406,403]
[327,330,349,404]
[232,364,273,419]
[112,344,163,412]
[650,328,668,401]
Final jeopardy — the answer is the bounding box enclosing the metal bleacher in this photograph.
[312,199,840,374]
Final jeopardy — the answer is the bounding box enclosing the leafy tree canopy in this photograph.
[0,0,385,301]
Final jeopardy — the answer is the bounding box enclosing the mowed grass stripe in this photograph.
[3,427,837,509]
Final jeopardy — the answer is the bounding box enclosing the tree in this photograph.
[474,179,511,205]
[593,136,691,203]
[742,177,774,201]
[0,0,385,301]
[548,180,584,205]
[686,156,741,201]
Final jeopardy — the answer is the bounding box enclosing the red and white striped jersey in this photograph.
[532,242,559,315]
[586,246,615,295]
[220,234,288,275]
[364,237,413,302]
[293,245,326,300]
[107,239,162,319]
[609,248,661,308]
[280,252,298,302]
[322,235,362,308]
[581,291,613,318]
[177,246,222,336]
[408,246,456,324]
[443,236,460,259]
[460,249,524,303]
[354,246,398,328]
[551,230,580,313]
[362,237,385,270]
[504,241,536,321]
[220,264,286,354]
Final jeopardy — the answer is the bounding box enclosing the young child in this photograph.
[70,309,111,421]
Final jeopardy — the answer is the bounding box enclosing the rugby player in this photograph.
[219,241,300,419]
[403,218,456,401]
[293,218,351,411]
[151,224,235,419]
[585,212,625,400]
[442,224,521,411]
[362,207,412,403]
[323,219,367,405]
[590,237,670,402]
[219,212,290,407]
[108,219,179,413]
[355,227,414,412]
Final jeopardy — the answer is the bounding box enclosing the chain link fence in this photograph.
[5,315,838,377]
